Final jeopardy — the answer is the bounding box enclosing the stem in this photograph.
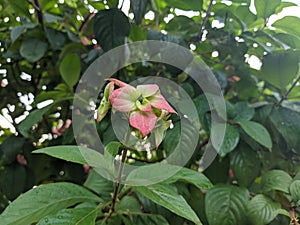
[277,75,300,105]
[198,0,214,41]
[107,148,128,217]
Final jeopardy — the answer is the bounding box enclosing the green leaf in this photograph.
[59,53,81,88]
[272,16,300,38]
[165,16,198,37]
[254,0,281,19]
[269,106,300,154]
[233,102,254,121]
[205,184,250,225]
[11,24,37,43]
[116,196,141,213]
[93,8,130,51]
[121,213,169,225]
[237,120,272,149]
[18,104,53,138]
[247,194,281,225]
[105,141,121,158]
[130,0,148,25]
[135,184,202,225]
[37,207,98,225]
[33,145,110,169]
[84,169,114,202]
[20,39,48,62]
[214,124,240,157]
[257,50,299,89]
[164,167,213,190]
[45,27,66,50]
[0,182,102,225]
[0,136,24,165]
[261,170,292,193]
[230,143,261,187]
[164,0,202,11]
[289,180,300,202]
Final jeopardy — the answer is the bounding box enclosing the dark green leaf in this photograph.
[93,8,130,51]
[237,120,272,149]
[165,16,198,37]
[257,50,299,89]
[0,136,24,165]
[247,194,281,225]
[254,0,281,19]
[261,170,292,193]
[233,102,255,121]
[59,53,81,88]
[0,182,102,225]
[18,104,53,138]
[121,213,169,225]
[37,207,98,225]
[289,180,300,202]
[205,184,250,225]
[230,143,261,187]
[164,0,202,11]
[214,124,240,157]
[269,106,300,154]
[135,184,202,225]
[20,39,48,62]
[130,0,148,25]
[116,196,141,213]
[45,27,66,50]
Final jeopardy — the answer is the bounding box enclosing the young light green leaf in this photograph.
[237,120,272,149]
[59,53,81,88]
[247,194,281,225]
[37,207,99,225]
[272,16,300,38]
[0,182,102,225]
[205,184,250,225]
[135,184,202,225]
[261,169,292,193]
[254,0,281,19]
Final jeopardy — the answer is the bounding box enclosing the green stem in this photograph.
[107,148,128,218]
[277,75,300,105]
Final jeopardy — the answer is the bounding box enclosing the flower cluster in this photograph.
[96,78,177,147]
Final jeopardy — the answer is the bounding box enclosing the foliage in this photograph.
[0,0,300,224]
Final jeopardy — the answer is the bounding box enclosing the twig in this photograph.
[277,75,300,105]
[27,0,44,29]
[198,0,214,41]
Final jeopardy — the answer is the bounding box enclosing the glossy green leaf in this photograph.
[261,170,292,193]
[269,106,300,154]
[247,194,281,225]
[215,124,240,157]
[164,167,213,190]
[272,16,300,38]
[37,207,98,225]
[230,143,261,187]
[164,0,202,11]
[289,180,300,202]
[18,104,53,138]
[237,120,272,149]
[233,102,255,121]
[59,53,81,88]
[254,0,281,19]
[0,182,102,225]
[93,8,130,51]
[20,39,48,62]
[130,0,148,25]
[135,184,202,225]
[205,184,250,225]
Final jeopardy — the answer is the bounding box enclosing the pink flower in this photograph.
[52,119,72,136]
[97,79,177,147]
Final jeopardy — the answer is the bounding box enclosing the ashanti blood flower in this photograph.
[96,78,177,147]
